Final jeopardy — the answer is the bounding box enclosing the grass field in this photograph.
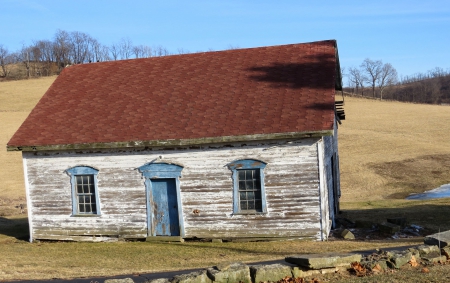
[0,76,56,214]
[1,78,450,280]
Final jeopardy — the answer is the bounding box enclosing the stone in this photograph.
[172,270,212,283]
[250,263,293,283]
[387,217,407,228]
[379,222,401,234]
[207,262,251,283]
[375,260,388,271]
[147,279,170,283]
[104,279,134,283]
[407,248,420,258]
[360,259,389,271]
[319,267,338,274]
[417,245,441,259]
[341,229,355,239]
[285,253,362,270]
[291,266,320,278]
[388,251,412,269]
[422,255,447,263]
[424,230,450,248]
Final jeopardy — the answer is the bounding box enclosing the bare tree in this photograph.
[177,48,190,54]
[0,45,11,77]
[133,45,146,58]
[119,37,133,59]
[152,45,170,57]
[361,58,383,98]
[16,45,33,78]
[348,67,365,95]
[377,63,398,100]
[92,41,110,62]
[141,45,152,58]
[33,40,56,75]
[109,43,120,60]
[53,30,72,69]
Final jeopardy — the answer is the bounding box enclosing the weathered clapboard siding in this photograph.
[23,138,326,241]
[319,119,340,237]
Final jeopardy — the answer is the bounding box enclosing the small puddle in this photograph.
[406,184,450,200]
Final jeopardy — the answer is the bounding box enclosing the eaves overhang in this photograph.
[7,130,334,152]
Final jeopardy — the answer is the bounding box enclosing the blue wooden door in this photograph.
[151,178,180,236]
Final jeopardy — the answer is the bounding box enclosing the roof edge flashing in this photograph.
[7,130,334,152]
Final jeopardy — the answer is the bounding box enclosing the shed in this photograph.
[8,40,344,242]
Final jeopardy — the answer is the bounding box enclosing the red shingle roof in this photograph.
[8,40,339,150]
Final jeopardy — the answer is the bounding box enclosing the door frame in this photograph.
[138,162,184,237]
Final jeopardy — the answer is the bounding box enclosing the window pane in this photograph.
[255,201,262,211]
[87,175,94,184]
[85,204,91,213]
[91,203,97,213]
[82,175,88,184]
[78,196,85,204]
[84,195,91,204]
[79,204,85,213]
[77,184,83,193]
[235,167,264,212]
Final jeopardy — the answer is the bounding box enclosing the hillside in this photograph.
[1,78,450,213]
[0,77,56,213]
[339,96,450,201]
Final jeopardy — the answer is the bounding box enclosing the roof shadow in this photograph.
[246,53,336,89]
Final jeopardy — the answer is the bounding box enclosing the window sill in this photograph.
[233,211,267,216]
[71,214,101,217]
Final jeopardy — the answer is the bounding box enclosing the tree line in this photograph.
[345,59,450,104]
[0,29,180,79]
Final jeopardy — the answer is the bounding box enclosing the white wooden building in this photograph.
[8,40,344,242]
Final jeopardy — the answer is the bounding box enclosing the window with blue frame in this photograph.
[227,159,267,214]
[65,166,100,215]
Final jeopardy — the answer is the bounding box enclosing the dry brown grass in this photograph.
[339,96,450,201]
[0,217,419,281]
[0,76,56,212]
[1,80,450,280]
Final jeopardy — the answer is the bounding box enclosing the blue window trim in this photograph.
[65,166,101,216]
[227,159,268,214]
[138,162,185,237]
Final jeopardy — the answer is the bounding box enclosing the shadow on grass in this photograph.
[340,200,450,233]
[0,216,29,241]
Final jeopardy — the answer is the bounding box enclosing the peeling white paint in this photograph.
[23,137,339,241]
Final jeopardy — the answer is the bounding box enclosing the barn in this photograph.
[7,40,344,242]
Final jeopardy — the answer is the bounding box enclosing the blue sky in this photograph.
[3,0,450,84]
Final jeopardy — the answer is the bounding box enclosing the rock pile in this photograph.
[333,217,427,240]
[104,244,450,283]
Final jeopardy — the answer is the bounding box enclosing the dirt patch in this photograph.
[369,154,450,199]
